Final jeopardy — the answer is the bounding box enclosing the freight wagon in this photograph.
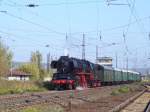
[51,56,141,90]
[95,65,141,85]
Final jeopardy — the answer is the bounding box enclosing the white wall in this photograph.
[8,76,29,81]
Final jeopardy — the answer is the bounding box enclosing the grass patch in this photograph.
[118,86,130,93]
[21,108,40,112]
[0,80,47,95]
[111,86,131,96]
[111,83,145,96]
[111,90,120,96]
[20,105,64,112]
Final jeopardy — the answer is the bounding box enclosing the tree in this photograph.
[19,51,48,80]
[0,41,12,76]
[30,51,42,70]
[19,63,40,80]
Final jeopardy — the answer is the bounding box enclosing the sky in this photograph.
[0,0,150,69]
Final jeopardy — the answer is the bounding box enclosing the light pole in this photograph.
[9,44,15,77]
[8,39,15,77]
[45,45,50,73]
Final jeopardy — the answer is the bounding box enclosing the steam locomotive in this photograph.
[51,56,141,90]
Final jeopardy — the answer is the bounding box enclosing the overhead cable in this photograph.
[0,11,65,35]
[4,0,105,7]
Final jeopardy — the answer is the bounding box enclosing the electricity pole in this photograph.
[96,45,98,63]
[115,52,118,68]
[64,34,69,56]
[126,56,128,71]
[47,53,50,73]
[82,33,85,60]
[96,45,98,59]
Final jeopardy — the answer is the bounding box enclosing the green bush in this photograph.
[111,90,120,96]
[118,86,130,93]
[21,108,40,112]
[111,86,131,96]
[0,80,46,95]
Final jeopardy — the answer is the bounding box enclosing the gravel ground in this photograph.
[65,83,145,112]
[68,91,139,112]
[15,83,145,112]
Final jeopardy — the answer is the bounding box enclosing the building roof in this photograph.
[8,69,31,76]
[97,57,113,60]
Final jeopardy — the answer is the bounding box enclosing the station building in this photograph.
[96,57,113,67]
[7,69,31,81]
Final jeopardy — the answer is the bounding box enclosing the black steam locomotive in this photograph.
[51,56,100,89]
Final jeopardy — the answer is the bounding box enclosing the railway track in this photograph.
[0,84,146,112]
[144,101,150,112]
[0,91,71,112]
[120,91,149,112]
[110,84,150,112]
[0,87,104,112]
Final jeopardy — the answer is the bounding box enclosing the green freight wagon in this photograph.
[95,65,114,84]
[113,68,122,82]
[135,72,141,81]
[127,71,132,81]
[127,70,140,82]
[122,70,128,82]
[94,65,141,85]
[131,71,140,81]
